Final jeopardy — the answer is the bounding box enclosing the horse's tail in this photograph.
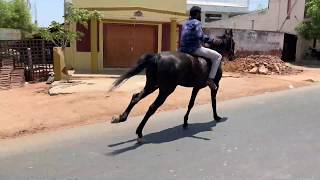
[108,53,158,92]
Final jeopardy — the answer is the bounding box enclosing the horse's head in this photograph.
[207,29,235,60]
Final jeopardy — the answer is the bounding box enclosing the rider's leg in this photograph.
[194,47,222,89]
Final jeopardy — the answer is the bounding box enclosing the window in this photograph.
[205,14,222,23]
[76,20,99,52]
[229,14,238,18]
[251,20,255,30]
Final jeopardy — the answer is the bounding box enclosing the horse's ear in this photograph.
[229,29,233,37]
[224,29,228,35]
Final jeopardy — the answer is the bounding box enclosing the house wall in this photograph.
[65,0,187,72]
[206,0,306,34]
[0,28,21,40]
[72,0,186,14]
[205,0,313,61]
[71,0,187,23]
[65,22,103,71]
[206,28,284,57]
[233,30,284,57]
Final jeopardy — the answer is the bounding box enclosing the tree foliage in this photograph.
[0,0,33,32]
[39,4,102,49]
[296,0,320,40]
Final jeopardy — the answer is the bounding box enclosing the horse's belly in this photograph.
[178,58,209,87]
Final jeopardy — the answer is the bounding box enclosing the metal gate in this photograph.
[0,39,54,81]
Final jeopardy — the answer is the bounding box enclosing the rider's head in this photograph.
[189,6,202,21]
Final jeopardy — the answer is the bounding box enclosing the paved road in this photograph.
[1,85,320,180]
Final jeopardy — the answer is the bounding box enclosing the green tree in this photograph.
[39,4,102,49]
[256,3,266,11]
[296,0,320,41]
[0,0,12,28]
[0,0,33,32]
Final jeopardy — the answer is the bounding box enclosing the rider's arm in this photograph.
[203,35,214,44]
[197,22,214,44]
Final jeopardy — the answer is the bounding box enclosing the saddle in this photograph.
[187,54,212,75]
[188,54,211,66]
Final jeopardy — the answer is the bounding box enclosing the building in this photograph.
[205,0,312,62]
[187,0,249,26]
[65,0,187,72]
[0,28,21,40]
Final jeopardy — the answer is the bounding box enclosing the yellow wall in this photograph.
[72,0,186,14]
[99,11,185,23]
[65,22,104,72]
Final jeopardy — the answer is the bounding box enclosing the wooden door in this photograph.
[103,24,133,68]
[103,23,158,68]
[131,24,158,65]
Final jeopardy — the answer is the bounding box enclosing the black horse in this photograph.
[110,30,234,143]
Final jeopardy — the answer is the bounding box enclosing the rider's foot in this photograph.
[207,79,217,90]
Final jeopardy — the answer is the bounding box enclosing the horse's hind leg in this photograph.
[136,88,175,142]
[111,82,157,124]
[183,88,200,129]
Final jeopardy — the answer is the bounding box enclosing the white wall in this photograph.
[206,28,284,57]
[0,28,21,40]
[206,0,306,35]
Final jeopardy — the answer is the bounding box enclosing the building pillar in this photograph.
[53,47,65,81]
[158,24,162,53]
[170,18,178,51]
[201,12,206,23]
[90,18,98,73]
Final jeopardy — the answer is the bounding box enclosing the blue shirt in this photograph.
[179,19,213,54]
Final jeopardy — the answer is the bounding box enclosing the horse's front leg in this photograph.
[136,88,175,143]
[211,87,222,122]
[183,88,200,129]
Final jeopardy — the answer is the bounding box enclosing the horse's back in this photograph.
[156,52,209,87]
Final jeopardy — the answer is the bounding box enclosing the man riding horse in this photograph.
[110,7,233,143]
[180,6,222,90]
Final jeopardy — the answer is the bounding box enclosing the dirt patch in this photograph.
[0,71,317,139]
[223,55,302,75]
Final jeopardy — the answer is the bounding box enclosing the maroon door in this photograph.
[103,23,158,68]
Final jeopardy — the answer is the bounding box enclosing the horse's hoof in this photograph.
[214,116,223,122]
[137,137,145,144]
[111,116,121,124]
[183,124,189,130]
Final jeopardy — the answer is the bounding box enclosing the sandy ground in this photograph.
[0,69,320,139]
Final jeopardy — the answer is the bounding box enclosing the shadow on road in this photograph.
[106,118,228,156]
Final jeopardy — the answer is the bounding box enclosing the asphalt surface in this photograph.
[1,85,320,180]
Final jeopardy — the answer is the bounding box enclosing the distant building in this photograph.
[0,28,22,40]
[187,0,250,26]
[205,0,313,62]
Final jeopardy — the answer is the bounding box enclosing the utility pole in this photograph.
[64,0,66,17]
[64,0,71,17]
[34,1,38,25]
[27,0,31,9]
